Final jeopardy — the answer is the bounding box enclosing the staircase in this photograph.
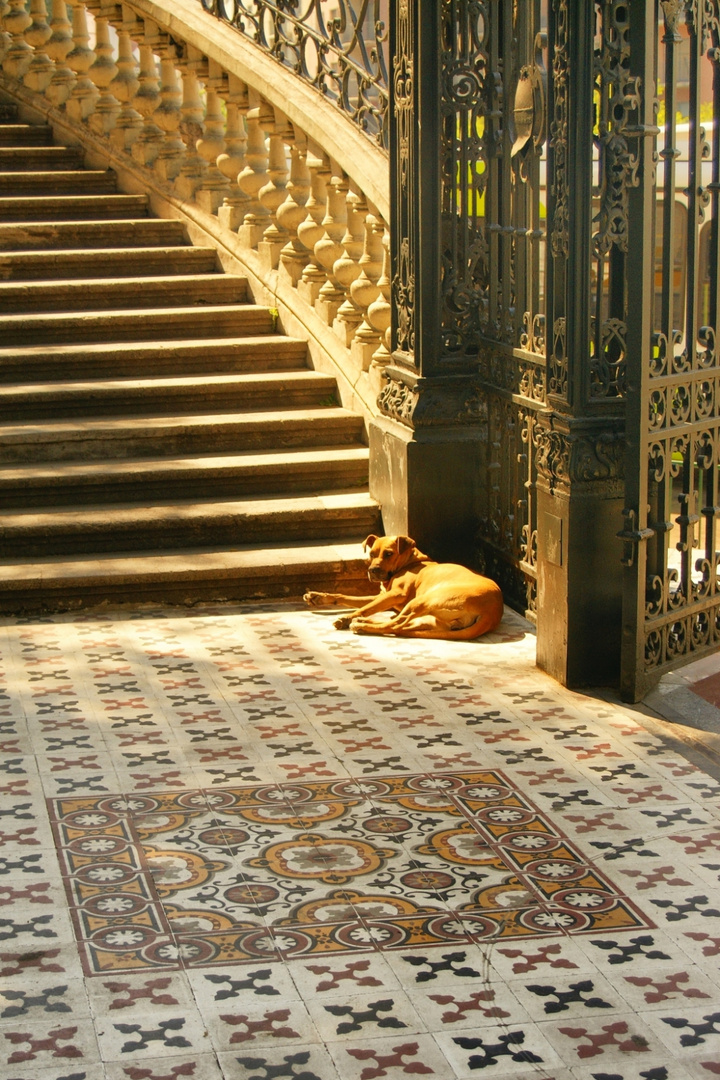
[0,102,381,613]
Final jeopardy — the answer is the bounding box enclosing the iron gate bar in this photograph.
[619,0,659,702]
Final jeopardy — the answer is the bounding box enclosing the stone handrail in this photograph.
[0,0,391,420]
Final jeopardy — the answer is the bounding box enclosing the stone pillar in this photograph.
[534,2,626,687]
[371,2,486,566]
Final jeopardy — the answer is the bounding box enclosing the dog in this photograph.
[304,534,503,639]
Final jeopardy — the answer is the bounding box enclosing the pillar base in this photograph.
[369,414,484,567]
[534,414,625,688]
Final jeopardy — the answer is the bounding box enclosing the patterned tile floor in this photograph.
[1,600,720,1080]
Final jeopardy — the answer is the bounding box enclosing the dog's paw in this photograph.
[349,618,371,635]
[333,614,353,630]
[304,591,326,607]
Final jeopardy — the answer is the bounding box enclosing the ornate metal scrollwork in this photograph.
[535,426,625,493]
[549,0,569,260]
[376,370,417,426]
[199,0,389,147]
[590,317,628,398]
[376,370,488,429]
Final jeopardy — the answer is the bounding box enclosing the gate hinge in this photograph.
[617,508,654,567]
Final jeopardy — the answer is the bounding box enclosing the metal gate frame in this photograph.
[621,0,720,701]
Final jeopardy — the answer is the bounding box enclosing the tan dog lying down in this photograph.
[304,534,503,639]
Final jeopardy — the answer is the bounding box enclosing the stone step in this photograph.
[0,273,247,314]
[0,303,274,345]
[0,370,338,419]
[0,217,187,250]
[0,168,118,195]
[0,336,309,382]
[0,104,18,122]
[0,408,365,462]
[0,123,53,146]
[0,193,149,221]
[0,446,371,508]
[0,245,219,280]
[0,145,84,170]
[0,492,381,557]
[0,541,374,613]
[0,105,381,613]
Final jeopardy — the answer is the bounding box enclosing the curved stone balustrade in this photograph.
[0,0,390,419]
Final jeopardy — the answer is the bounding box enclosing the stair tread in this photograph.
[0,273,230,294]
[1,491,377,525]
[0,194,145,207]
[0,216,179,228]
[0,168,116,183]
[0,407,359,437]
[0,303,267,325]
[0,335,306,361]
[0,540,369,582]
[0,246,219,280]
[0,218,185,243]
[0,371,333,398]
[0,244,214,257]
[0,274,246,311]
[0,145,80,160]
[0,446,370,482]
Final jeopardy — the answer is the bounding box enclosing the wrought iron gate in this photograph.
[382,0,549,615]
[381,0,720,693]
[620,1,720,701]
[471,0,549,618]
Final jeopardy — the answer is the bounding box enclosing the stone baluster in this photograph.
[331,188,366,345]
[349,206,385,367]
[314,168,349,325]
[86,12,119,134]
[213,73,248,232]
[277,126,310,287]
[216,74,250,232]
[153,43,185,182]
[235,91,270,248]
[367,225,392,368]
[103,6,141,151]
[131,34,162,166]
[45,0,75,106]
[195,60,230,214]
[23,0,54,92]
[3,0,33,80]
[65,0,98,123]
[257,103,289,269]
[175,47,206,200]
[0,3,11,65]
[296,148,330,306]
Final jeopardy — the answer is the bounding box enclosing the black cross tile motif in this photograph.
[525,980,615,1013]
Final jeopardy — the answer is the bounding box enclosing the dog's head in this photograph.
[362,534,418,584]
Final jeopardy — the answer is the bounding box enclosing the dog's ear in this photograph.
[396,535,415,554]
[362,534,379,551]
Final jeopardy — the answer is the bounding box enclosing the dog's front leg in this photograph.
[332,591,402,630]
[304,590,379,609]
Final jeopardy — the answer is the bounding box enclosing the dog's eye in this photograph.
[382,551,391,558]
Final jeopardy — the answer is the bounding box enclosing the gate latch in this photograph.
[617,508,654,568]
[511,32,547,158]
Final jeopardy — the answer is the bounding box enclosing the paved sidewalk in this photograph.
[1,600,719,1080]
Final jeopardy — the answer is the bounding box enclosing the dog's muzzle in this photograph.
[367,566,389,583]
